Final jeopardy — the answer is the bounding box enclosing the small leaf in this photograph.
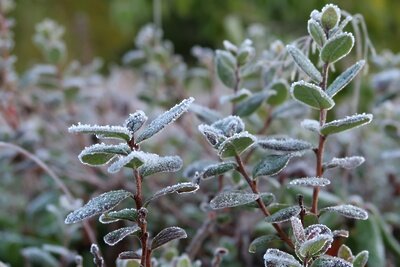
[321,4,341,30]
[104,226,140,246]
[248,235,280,253]
[217,132,256,158]
[320,113,373,136]
[69,123,131,141]
[310,256,352,267]
[183,160,215,179]
[291,217,305,244]
[267,80,289,106]
[304,224,332,239]
[298,235,333,257]
[198,124,225,147]
[136,97,194,143]
[243,192,275,208]
[124,110,148,134]
[258,137,313,152]
[220,88,251,104]
[234,91,271,116]
[99,208,138,224]
[290,81,335,110]
[286,45,322,83]
[353,251,369,267]
[107,151,148,173]
[337,244,353,261]
[144,182,199,206]
[190,103,222,124]
[215,50,237,88]
[252,154,292,178]
[78,143,130,166]
[139,155,183,177]
[210,191,260,209]
[308,19,326,48]
[212,115,245,137]
[263,249,302,267]
[301,119,320,133]
[265,206,301,223]
[202,161,237,179]
[288,177,331,187]
[321,204,368,220]
[320,33,354,64]
[118,251,141,260]
[323,156,365,170]
[151,227,187,250]
[65,190,132,224]
[326,60,365,97]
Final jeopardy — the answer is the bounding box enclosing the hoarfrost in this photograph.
[321,204,368,220]
[258,137,313,152]
[138,155,183,177]
[104,226,140,246]
[151,227,187,250]
[263,248,302,267]
[107,151,151,173]
[68,123,132,141]
[265,206,301,223]
[288,177,331,187]
[210,191,260,209]
[324,156,365,170]
[124,110,148,134]
[202,161,237,179]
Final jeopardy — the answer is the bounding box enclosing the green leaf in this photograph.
[353,251,369,267]
[288,177,331,187]
[320,113,373,135]
[265,206,301,223]
[139,155,183,177]
[104,226,140,246]
[136,97,194,143]
[321,4,341,30]
[248,235,280,253]
[211,115,245,137]
[151,227,187,250]
[78,144,130,166]
[258,137,313,152]
[118,251,141,260]
[298,235,333,257]
[320,204,368,220]
[220,88,251,104]
[308,19,326,48]
[243,192,275,208]
[234,91,270,116]
[310,256,352,267]
[65,190,132,224]
[124,110,148,134]
[107,151,148,173]
[301,119,320,133]
[326,60,366,97]
[69,123,132,141]
[217,132,256,158]
[215,50,237,88]
[99,208,139,224]
[144,182,199,206]
[202,161,237,179]
[286,45,322,83]
[263,249,302,267]
[210,191,260,209]
[267,80,289,106]
[291,217,305,243]
[290,81,335,110]
[252,154,291,178]
[323,156,365,170]
[320,33,354,64]
[337,244,353,261]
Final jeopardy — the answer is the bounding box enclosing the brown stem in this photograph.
[234,154,294,249]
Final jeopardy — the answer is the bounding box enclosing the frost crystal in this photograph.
[124,110,148,134]
[212,115,245,137]
[202,161,237,179]
[265,206,301,223]
[320,113,373,135]
[258,137,313,152]
[291,217,305,244]
[198,124,225,147]
[326,60,365,97]
[78,143,130,166]
[210,191,260,209]
[324,156,365,170]
[288,177,331,187]
[263,249,302,267]
[104,226,140,246]
[138,155,183,177]
[217,131,256,158]
[311,256,352,267]
[68,123,132,141]
[321,204,368,220]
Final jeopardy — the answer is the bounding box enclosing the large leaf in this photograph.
[99,208,139,224]
[320,33,354,64]
[65,190,132,224]
[234,91,270,117]
[320,113,373,136]
[290,81,335,110]
[151,227,187,250]
[249,235,280,253]
[217,132,256,158]
[287,45,322,83]
[310,256,352,267]
[252,154,291,178]
[288,177,331,188]
[326,60,365,97]
[298,235,333,257]
[210,191,260,209]
[78,143,130,166]
[263,249,302,267]
[308,19,326,48]
[215,50,237,88]
[321,204,368,220]
[68,123,132,141]
[202,161,237,179]
[144,182,199,206]
[136,97,194,143]
[107,151,149,173]
[104,226,141,246]
[138,155,183,177]
[258,137,313,152]
[265,206,301,223]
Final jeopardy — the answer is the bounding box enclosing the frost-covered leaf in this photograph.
[144,182,199,206]
[288,177,331,187]
[215,50,237,88]
[310,256,352,267]
[326,60,365,97]
[263,249,302,267]
[301,119,320,133]
[217,132,256,158]
[252,154,291,178]
[78,143,130,166]
[267,80,289,106]
[304,224,332,239]
[287,45,322,83]
[320,33,354,64]
[321,4,341,30]
[183,160,215,179]
[265,206,301,223]
[202,161,237,179]
[210,191,260,209]
[308,19,326,48]
[291,217,305,244]
[212,116,245,137]
[323,156,365,170]
[220,88,251,104]
[298,234,333,257]
[104,226,140,246]
[198,124,225,147]
[320,114,373,135]
[248,235,280,253]
[321,204,368,220]
[136,97,194,143]
[151,227,187,250]
[190,103,222,124]
[337,244,353,261]
[234,91,271,117]
[290,81,335,110]
[118,251,141,260]
[243,192,275,208]
[69,123,132,141]
[258,137,313,152]
[138,155,183,177]
[124,110,148,134]
[99,208,138,224]
[107,151,150,173]
[353,251,369,267]
[65,190,132,224]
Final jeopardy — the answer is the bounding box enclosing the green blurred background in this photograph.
[13,0,400,71]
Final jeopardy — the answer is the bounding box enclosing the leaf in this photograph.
[118,251,141,260]
[138,155,183,177]
[320,33,354,64]
[234,91,270,116]
[337,244,353,261]
[263,249,302,267]
[291,217,305,244]
[202,161,237,179]
[210,191,260,209]
[298,235,333,257]
[220,88,251,104]
[252,154,292,178]
[99,208,138,224]
[326,60,366,97]
[310,256,352,267]
[198,124,225,147]
[215,50,237,88]
[217,132,256,158]
[183,159,215,179]
[288,177,331,187]
[320,113,373,135]
[243,192,275,208]
[78,143,130,166]
[267,80,289,106]
[136,97,194,143]
[353,251,369,267]
[69,123,132,141]
[286,45,322,83]
[290,81,335,110]
[301,119,320,133]
[124,110,148,134]
[321,204,368,220]
[265,206,301,223]
[151,227,187,250]
[304,224,332,239]
[258,137,313,152]
[248,235,280,253]
[65,190,132,224]
[21,247,59,267]
[103,226,141,246]
[190,103,222,124]
[323,156,365,170]
[144,182,199,206]
[308,19,326,48]
[212,115,245,137]
[321,4,341,30]
[107,151,149,173]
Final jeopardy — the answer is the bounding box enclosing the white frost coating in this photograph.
[312,256,352,267]
[212,115,245,137]
[326,60,365,97]
[301,119,320,133]
[320,113,373,135]
[210,191,260,209]
[290,80,335,110]
[145,182,199,206]
[136,97,194,143]
[286,45,323,83]
[324,156,365,170]
[99,208,138,224]
[291,217,305,244]
[321,4,341,28]
[288,177,331,187]
[321,204,368,220]
[107,151,151,173]
[265,206,301,223]
[202,161,237,179]
[217,131,256,158]
[103,226,140,246]
[298,234,333,257]
[68,123,132,141]
[307,19,326,47]
[263,248,302,267]
[124,110,148,134]
[304,224,332,239]
[253,154,291,178]
[219,88,252,104]
[138,155,183,177]
[78,143,130,166]
[258,137,313,152]
[151,226,187,250]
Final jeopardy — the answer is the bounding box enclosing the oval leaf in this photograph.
[144,182,199,206]
[265,206,301,223]
[353,251,369,267]
[253,154,291,178]
[290,81,335,110]
[308,19,326,48]
[217,132,256,158]
[79,143,130,166]
[215,50,237,88]
[311,256,352,267]
[249,235,280,253]
[258,137,313,152]
[99,208,138,224]
[326,60,365,97]
[264,248,302,267]
[220,88,251,104]
[320,113,373,136]
[287,45,322,83]
[234,91,270,117]
[118,251,141,260]
[124,110,148,134]
[65,190,132,224]
[291,217,305,244]
[107,151,149,173]
[320,33,355,64]
[321,204,368,220]
[190,103,222,124]
[337,244,353,261]
[243,192,275,208]
[267,80,289,106]
[288,177,331,187]
[138,155,183,177]
[202,161,237,179]
[104,226,140,246]
[298,235,333,257]
[69,123,132,141]
[151,227,187,250]
[210,191,260,209]
[323,156,365,170]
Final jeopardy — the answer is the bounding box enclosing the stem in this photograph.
[231,63,241,113]
[235,154,294,249]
